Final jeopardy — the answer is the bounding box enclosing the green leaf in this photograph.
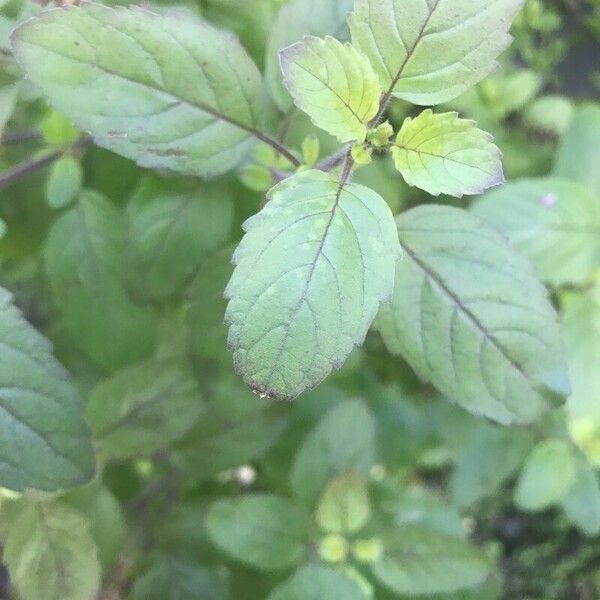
[12,3,264,177]
[268,563,367,600]
[450,424,533,508]
[280,36,381,143]
[126,176,233,302]
[0,80,18,136]
[205,494,310,571]
[225,170,399,400]
[316,472,371,534]
[86,356,203,460]
[472,179,600,286]
[349,0,523,105]
[129,555,229,600]
[554,103,600,195]
[4,502,101,600]
[560,458,600,537]
[44,190,156,371]
[514,439,576,511]
[391,110,503,197]
[372,526,491,595]
[61,483,126,570]
[290,399,376,505]
[178,376,286,481]
[0,287,94,492]
[265,0,354,112]
[375,205,570,425]
[46,155,83,209]
[41,109,81,146]
[562,286,600,421]
[523,95,573,137]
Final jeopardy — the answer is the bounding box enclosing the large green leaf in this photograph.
[349,0,523,105]
[126,176,233,302]
[86,356,203,460]
[372,526,491,595]
[472,179,600,286]
[205,494,310,571]
[4,502,101,600]
[268,563,366,600]
[562,286,600,421]
[44,190,156,371]
[280,36,381,143]
[0,287,94,492]
[265,0,354,112]
[554,103,600,195]
[514,439,576,511]
[290,399,376,505]
[225,170,399,400]
[11,3,264,177]
[391,110,503,197]
[375,205,570,425]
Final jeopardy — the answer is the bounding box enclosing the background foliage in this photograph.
[0,0,599,599]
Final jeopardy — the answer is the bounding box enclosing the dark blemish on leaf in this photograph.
[107,131,127,139]
[250,384,280,401]
[147,148,186,157]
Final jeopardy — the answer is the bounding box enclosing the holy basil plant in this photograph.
[8,0,567,421]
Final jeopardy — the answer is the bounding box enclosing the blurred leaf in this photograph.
[514,439,576,511]
[349,0,523,105]
[473,178,600,286]
[265,0,354,112]
[41,110,80,146]
[316,472,370,534]
[560,457,600,537]
[290,399,376,505]
[0,287,94,492]
[86,356,203,460]
[12,4,264,176]
[46,155,83,210]
[372,526,491,595]
[0,80,17,136]
[128,554,229,600]
[44,190,156,371]
[391,110,503,197]
[225,170,399,400]
[126,176,233,302]
[268,563,367,600]
[4,502,100,600]
[523,95,573,137]
[205,494,310,570]
[376,205,570,425]
[280,36,380,143]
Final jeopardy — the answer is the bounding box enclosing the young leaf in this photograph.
[472,179,600,286]
[349,0,523,105]
[205,494,310,571]
[86,357,203,460]
[514,439,576,511]
[4,503,101,600]
[280,36,381,143]
[372,526,491,595]
[375,205,570,425]
[46,155,83,209]
[268,563,366,600]
[126,176,234,302]
[44,190,156,371]
[316,472,371,534]
[560,458,600,537]
[391,110,503,197]
[11,3,265,177]
[225,170,399,401]
[290,399,376,505]
[266,0,354,112]
[0,287,95,492]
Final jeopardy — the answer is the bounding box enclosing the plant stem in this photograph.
[0,150,62,191]
[253,131,300,168]
[316,144,352,172]
[1,129,42,145]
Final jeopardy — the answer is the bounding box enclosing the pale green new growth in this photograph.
[280,36,381,143]
[375,206,570,425]
[392,110,503,197]
[225,170,399,401]
[0,287,94,492]
[4,503,101,600]
[11,3,264,177]
[349,0,524,105]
